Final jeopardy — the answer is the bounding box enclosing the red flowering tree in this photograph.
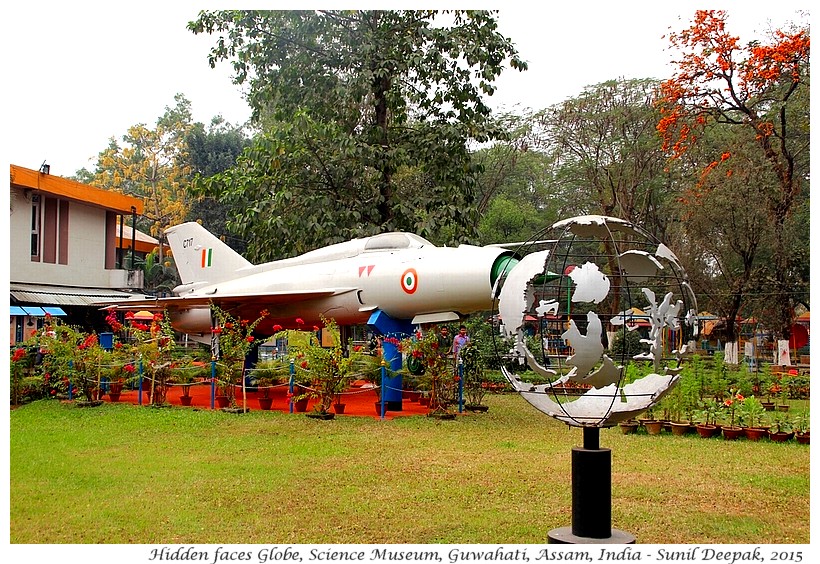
[121,311,177,405]
[210,303,269,407]
[400,327,455,415]
[657,10,810,341]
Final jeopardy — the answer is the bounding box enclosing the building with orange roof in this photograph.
[9,164,155,343]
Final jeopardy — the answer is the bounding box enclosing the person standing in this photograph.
[452,325,470,361]
[436,326,453,358]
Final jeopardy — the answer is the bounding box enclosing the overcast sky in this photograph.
[3,2,809,176]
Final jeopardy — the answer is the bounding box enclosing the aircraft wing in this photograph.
[98,288,356,310]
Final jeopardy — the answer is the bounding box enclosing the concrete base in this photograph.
[548,526,636,544]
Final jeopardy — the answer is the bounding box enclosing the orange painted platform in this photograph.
[103,380,439,419]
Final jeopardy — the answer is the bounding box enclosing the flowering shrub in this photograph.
[211,304,269,406]
[275,316,378,414]
[723,390,744,428]
[400,327,455,414]
[10,346,35,405]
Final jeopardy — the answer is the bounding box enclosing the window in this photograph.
[30,194,40,260]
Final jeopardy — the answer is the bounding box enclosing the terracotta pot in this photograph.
[619,421,639,435]
[768,430,794,443]
[722,426,745,440]
[643,420,664,435]
[695,424,720,438]
[294,398,309,412]
[375,401,387,416]
[669,422,691,436]
[108,392,121,402]
[796,432,810,445]
[333,403,346,414]
[257,397,273,410]
[744,427,768,441]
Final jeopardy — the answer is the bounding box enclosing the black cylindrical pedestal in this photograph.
[548,427,635,544]
[571,444,611,537]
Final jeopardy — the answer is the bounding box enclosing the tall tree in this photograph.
[534,79,673,238]
[188,10,526,260]
[185,117,252,254]
[93,93,195,243]
[657,10,810,340]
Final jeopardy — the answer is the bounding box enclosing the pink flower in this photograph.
[296,318,305,325]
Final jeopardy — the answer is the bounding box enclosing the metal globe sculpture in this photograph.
[496,215,699,428]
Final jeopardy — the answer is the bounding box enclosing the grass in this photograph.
[10,394,810,544]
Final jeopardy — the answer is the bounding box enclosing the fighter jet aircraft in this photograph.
[105,222,519,336]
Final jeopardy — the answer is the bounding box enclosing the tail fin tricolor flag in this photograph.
[201,248,213,268]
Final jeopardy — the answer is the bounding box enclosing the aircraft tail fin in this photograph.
[165,222,252,286]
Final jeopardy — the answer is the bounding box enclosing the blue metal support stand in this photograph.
[289,359,295,414]
[210,358,216,410]
[379,363,387,419]
[138,359,144,405]
[458,359,464,413]
[367,310,414,411]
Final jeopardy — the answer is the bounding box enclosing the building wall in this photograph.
[10,186,122,288]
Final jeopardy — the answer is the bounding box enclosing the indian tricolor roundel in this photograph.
[400,268,418,294]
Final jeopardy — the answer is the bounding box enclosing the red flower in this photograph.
[124,364,135,373]
[212,326,222,334]
[296,318,305,325]
[12,348,26,362]
[300,361,309,369]
[273,324,283,333]
[353,345,362,352]
[114,342,123,350]
[313,326,320,332]
[125,311,135,319]
[153,313,163,321]
[246,336,255,343]
[225,322,233,329]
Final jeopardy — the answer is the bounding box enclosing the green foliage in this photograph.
[211,304,270,405]
[188,10,527,259]
[739,395,766,429]
[608,329,648,360]
[460,341,486,407]
[275,317,379,413]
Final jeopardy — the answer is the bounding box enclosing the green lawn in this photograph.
[10,395,810,544]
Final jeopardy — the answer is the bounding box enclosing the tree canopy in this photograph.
[188,9,527,259]
[657,9,810,339]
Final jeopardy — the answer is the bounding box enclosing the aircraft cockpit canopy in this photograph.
[364,232,432,251]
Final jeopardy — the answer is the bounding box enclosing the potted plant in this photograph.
[767,410,795,442]
[461,342,489,412]
[793,409,810,444]
[249,358,288,410]
[739,395,767,441]
[276,317,378,418]
[400,328,457,419]
[721,389,745,440]
[210,304,269,412]
[695,398,722,438]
